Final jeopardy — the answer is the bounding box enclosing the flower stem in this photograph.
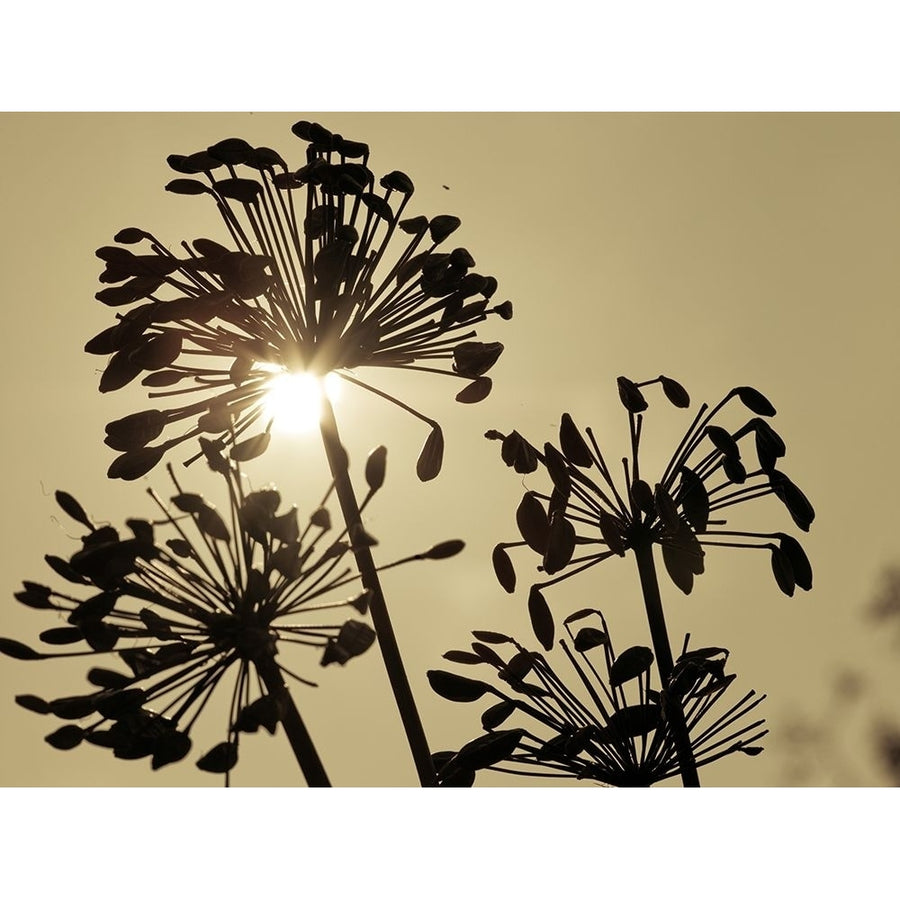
[632,539,701,787]
[255,650,331,787]
[318,395,437,787]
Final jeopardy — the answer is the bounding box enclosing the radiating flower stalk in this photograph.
[2,441,464,785]
[84,120,510,785]
[488,376,814,786]
[427,611,767,786]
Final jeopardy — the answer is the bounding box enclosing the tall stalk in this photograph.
[255,651,331,787]
[318,395,437,787]
[632,539,701,787]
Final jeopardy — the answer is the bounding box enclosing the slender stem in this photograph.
[631,539,701,787]
[318,394,437,787]
[254,650,331,787]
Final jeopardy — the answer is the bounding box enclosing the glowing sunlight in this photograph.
[263,371,342,434]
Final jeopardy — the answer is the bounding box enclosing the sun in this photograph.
[263,371,342,434]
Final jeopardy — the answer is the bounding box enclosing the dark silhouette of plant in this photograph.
[2,441,462,785]
[428,610,766,786]
[84,120,510,786]
[486,376,814,785]
[88,121,508,482]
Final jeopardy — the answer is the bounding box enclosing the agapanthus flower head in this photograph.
[488,376,815,647]
[86,121,511,482]
[427,610,766,786]
[3,442,463,781]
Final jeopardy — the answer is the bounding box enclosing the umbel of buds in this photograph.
[86,121,511,483]
[488,376,814,649]
[427,610,766,787]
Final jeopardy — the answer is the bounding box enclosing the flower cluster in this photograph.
[86,121,511,482]
[428,610,766,786]
[489,376,815,643]
[2,444,385,780]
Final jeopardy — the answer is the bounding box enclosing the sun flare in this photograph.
[263,371,342,434]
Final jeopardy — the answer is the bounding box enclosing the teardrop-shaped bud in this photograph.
[151,730,192,770]
[99,349,143,393]
[15,583,54,610]
[427,670,492,703]
[416,425,444,482]
[609,646,654,688]
[40,627,85,645]
[429,215,461,244]
[16,694,51,714]
[770,471,815,532]
[321,620,376,666]
[616,376,648,413]
[732,386,777,417]
[365,445,387,491]
[165,178,209,195]
[543,511,576,575]
[453,342,504,378]
[471,642,505,667]
[481,700,516,730]
[499,430,538,474]
[559,413,593,467]
[573,627,608,652]
[544,444,571,497]
[722,455,747,484]
[380,170,414,194]
[196,741,238,774]
[706,425,741,461]
[492,544,516,593]
[516,492,549,553]
[528,586,554,651]
[442,650,484,665]
[662,539,695,595]
[230,432,271,463]
[660,376,691,408]
[455,377,493,404]
[677,467,710,533]
[630,479,655,516]
[45,725,84,750]
[107,445,166,481]
[197,506,230,542]
[654,484,681,532]
[55,491,93,530]
[454,729,525,771]
[471,630,513,644]
[770,545,796,596]
[87,667,132,689]
[104,410,167,452]
[598,509,627,556]
[421,540,465,560]
[129,332,183,371]
[778,533,812,591]
[115,227,146,244]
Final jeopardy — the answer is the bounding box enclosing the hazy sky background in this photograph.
[2,112,900,788]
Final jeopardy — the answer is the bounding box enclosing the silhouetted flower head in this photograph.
[428,610,766,786]
[489,377,815,643]
[87,121,510,482]
[4,443,462,779]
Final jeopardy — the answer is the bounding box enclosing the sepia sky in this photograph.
[2,111,900,789]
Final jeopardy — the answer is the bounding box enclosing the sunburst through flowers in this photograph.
[428,610,766,786]
[86,121,511,482]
